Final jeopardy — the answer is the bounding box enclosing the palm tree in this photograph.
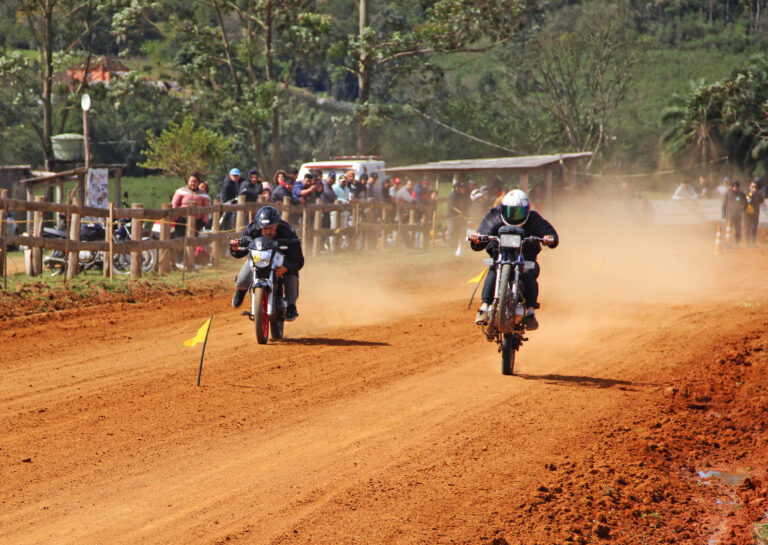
[660,79,725,173]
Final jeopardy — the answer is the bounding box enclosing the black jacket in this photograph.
[221,175,239,204]
[238,178,263,202]
[271,184,297,204]
[230,220,304,275]
[471,208,559,261]
[722,189,747,219]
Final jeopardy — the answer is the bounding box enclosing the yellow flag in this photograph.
[184,317,212,347]
[466,268,488,285]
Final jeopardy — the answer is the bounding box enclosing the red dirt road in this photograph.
[2,214,767,545]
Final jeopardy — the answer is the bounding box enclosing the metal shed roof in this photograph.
[383,153,592,174]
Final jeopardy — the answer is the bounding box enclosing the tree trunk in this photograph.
[264,0,281,173]
[356,0,370,154]
[42,0,55,168]
[249,122,269,177]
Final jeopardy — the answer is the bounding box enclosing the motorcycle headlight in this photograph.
[499,233,522,248]
[250,249,272,268]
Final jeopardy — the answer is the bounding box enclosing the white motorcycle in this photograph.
[237,234,296,344]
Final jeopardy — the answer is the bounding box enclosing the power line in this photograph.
[408,106,523,155]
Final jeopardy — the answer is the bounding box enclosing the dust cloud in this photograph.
[543,198,722,308]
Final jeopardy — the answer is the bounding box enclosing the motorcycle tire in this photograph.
[255,287,270,344]
[497,263,513,331]
[270,289,285,341]
[270,315,284,340]
[502,333,517,375]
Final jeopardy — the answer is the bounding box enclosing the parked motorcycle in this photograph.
[42,218,158,276]
[236,234,297,344]
[471,226,546,375]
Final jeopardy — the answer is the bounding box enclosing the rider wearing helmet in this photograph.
[229,206,304,321]
[468,189,558,330]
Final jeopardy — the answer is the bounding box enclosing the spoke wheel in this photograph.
[502,333,518,375]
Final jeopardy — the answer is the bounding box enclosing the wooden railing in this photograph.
[0,191,438,282]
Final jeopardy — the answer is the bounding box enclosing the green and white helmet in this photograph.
[500,189,531,226]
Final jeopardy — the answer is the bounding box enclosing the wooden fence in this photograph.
[0,191,438,283]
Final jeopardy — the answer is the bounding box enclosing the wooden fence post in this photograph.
[130,203,143,279]
[32,196,45,276]
[1,189,7,288]
[158,203,171,275]
[66,197,81,279]
[103,202,113,278]
[301,208,308,250]
[312,208,322,256]
[235,195,246,233]
[184,203,196,269]
[211,198,221,266]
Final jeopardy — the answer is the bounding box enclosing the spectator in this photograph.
[171,173,202,264]
[389,177,402,200]
[333,172,352,203]
[395,178,414,205]
[220,168,241,204]
[238,168,263,202]
[672,181,698,200]
[293,172,317,204]
[468,186,491,229]
[696,175,711,198]
[414,177,434,202]
[272,170,296,204]
[351,172,369,200]
[219,167,241,231]
[446,182,469,251]
[722,180,747,247]
[745,179,764,247]
[321,172,337,204]
[197,180,212,229]
[370,172,384,201]
[288,167,299,184]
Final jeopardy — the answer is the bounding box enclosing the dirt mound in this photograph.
[0,277,229,322]
[504,332,768,545]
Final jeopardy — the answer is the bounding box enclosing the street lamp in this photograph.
[81,93,91,171]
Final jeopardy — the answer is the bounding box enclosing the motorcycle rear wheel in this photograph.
[255,287,270,344]
[502,333,517,375]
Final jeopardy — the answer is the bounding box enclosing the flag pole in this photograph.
[197,314,213,386]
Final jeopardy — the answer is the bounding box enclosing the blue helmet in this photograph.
[229,168,241,176]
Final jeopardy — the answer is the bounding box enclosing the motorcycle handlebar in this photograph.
[467,233,548,244]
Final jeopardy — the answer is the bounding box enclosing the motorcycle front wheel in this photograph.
[497,263,513,331]
[254,287,270,344]
[502,333,518,375]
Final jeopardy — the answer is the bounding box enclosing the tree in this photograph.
[139,117,234,179]
[525,2,637,166]
[112,0,330,176]
[343,0,531,154]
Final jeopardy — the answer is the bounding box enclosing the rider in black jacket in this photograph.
[469,189,558,330]
[229,206,304,320]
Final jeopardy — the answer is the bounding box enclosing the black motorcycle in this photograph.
[471,226,545,375]
[42,217,157,276]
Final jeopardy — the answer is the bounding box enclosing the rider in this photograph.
[229,206,304,321]
[468,189,558,331]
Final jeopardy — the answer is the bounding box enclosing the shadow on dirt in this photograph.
[514,373,638,389]
[278,337,390,347]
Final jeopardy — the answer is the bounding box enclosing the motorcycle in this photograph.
[42,217,158,276]
[236,234,297,344]
[470,226,546,375]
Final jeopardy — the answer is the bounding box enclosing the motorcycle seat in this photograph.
[43,227,68,238]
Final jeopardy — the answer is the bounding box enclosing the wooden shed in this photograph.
[384,153,592,207]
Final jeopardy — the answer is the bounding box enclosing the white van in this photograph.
[297,156,385,181]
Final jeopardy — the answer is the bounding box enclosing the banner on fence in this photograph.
[85,168,109,223]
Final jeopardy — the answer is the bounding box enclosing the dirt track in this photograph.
[2,211,767,545]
